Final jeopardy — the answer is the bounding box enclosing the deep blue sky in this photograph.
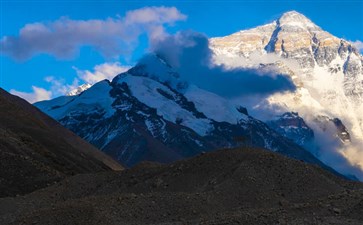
[1,0,363,100]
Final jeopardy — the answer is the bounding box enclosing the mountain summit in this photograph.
[277,10,319,29]
[211,11,363,178]
[211,10,358,68]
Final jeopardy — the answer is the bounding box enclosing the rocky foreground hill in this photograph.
[0,147,362,225]
[0,88,122,197]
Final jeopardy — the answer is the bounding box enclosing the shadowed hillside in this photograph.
[1,147,362,225]
[0,88,123,197]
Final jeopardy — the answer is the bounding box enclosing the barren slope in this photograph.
[0,88,123,197]
[1,147,362,225]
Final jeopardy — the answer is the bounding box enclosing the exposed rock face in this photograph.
[210,11,363,100]
[314,115,351,144]
[332,118,351,143]
[211,11,359,72]
[267,112,315,147]
[343,54,363,101]
[268,112,352,147]
[211,23,276,57]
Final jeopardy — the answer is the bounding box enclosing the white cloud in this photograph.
[3,6,186,102]
[74,62,130,84]
[0,6,186,60]
[10,61,130,103]
[44,76,80,96]
[10,86,52,103]
[124,6,186,25]
[351,40,363,52]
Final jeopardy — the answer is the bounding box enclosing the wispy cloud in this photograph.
[351,40,363,52]
[10,86,52,103]
[10,62,129,103]
[44,76,80,96]
[74,62,130,84]
[0,6,186,60]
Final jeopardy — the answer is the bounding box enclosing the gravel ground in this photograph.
[1,147,362,225]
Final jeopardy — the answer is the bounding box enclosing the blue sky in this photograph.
[1,0,363,102]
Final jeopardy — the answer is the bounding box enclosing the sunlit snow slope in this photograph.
[210,11,363,173]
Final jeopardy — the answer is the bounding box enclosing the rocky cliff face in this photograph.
[314,115,351,144]
[210,11,363,105]
[267,112,315,147]
[211,11,362,73]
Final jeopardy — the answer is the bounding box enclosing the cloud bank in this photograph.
[146,31,295,97]
[0,6,186,60]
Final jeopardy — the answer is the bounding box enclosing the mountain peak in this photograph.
[277,10,318,29]
[280,10,306,18]
[66,83,92,96]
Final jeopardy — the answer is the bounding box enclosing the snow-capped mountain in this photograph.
[210,11,363,174]
[267,112,315,148]
[34,11,363,179]
[66,83,92,96]
[35,54,330,172]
